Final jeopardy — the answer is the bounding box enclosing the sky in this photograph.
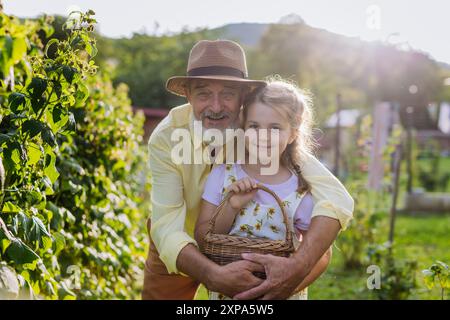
[4,0,449,64]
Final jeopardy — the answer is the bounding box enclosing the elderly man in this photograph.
[142,39,354,300]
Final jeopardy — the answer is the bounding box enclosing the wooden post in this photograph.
[388,142,403,251]
[406,107,414,194]
[334,93,342,177]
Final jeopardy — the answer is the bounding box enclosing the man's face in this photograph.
[185,79,243,130]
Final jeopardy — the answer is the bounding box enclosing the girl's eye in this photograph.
[248,124,258,129]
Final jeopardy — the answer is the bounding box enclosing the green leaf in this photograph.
[27,77,47,99]
[5,239,40,265]
[31,95,47,114]
[0,133,13,147]
[2,201,21,213]
[63,158,86,175]
[436,261,449,271]
[0,35,13,58]
[58,281,76,300]
[75,82,89,105]
[445,274,450,289]
[44,149,59,183]
[47,202,63,230]
[0,35,13,75]
[70,35,82,48]
[8,92,26,113]
[42,126,57,147]
[85,41,98,57]
[62,112,76,132]
[30,216,51,238]
[0,157,4,192]
[12,37,27,63]
[44,38,59,58]
[422,269,435,290]
[62,179,82,194]
[52,82,62,99]
[25,190,42,206]
[62,65,77,84]
[23,119,45,139]
[41,175,54,195]
[27,142,43,166]
[10,148,21,167]
[2,140,25,171]
[0,228,12,254]
[15,212,31,235]
[52,105,63,123]
[41,236,53,252]
[53,232,66,255]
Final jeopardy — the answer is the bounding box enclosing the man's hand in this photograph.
[234,216,341,300]
[233,253,306,300]
[206,259,265,297]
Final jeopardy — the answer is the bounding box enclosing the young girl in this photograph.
[195,79,331,300]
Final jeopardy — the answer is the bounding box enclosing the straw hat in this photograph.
[166,39,266,96]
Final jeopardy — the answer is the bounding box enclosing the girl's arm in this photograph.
[195,177,258,250]
[195,199,240,251]
[293,230,332,292]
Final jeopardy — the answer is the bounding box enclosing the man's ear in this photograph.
[184,87,191,103]
[184,81,192,102]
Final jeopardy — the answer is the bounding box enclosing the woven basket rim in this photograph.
[204,233,294,251]
[203,184,295,255]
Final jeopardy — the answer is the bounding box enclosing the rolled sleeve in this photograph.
[301,154,354,230]
[148,133,198,274]
[311,199,354,231]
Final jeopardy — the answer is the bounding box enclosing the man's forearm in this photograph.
[176,243,218,288]
[291,216,340,277]
[295,247,332,292]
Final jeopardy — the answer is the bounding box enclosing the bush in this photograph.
[367,242,417,300]
[422,261,449,300]
[0,10,148,299]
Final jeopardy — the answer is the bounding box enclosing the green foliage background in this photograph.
[0,11,149,299]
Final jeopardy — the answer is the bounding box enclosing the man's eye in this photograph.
[222,92,235,99]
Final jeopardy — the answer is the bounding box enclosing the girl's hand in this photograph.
[227,177,258,210]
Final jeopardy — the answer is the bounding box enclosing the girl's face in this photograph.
[243,102,296,161]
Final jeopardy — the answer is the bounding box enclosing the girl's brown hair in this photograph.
[243,77,317,194]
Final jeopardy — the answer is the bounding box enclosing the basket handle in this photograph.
[205,183,293,245]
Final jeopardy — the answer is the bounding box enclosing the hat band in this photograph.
[187,66,247,79]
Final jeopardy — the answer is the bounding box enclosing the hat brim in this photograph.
[166,75,266,97]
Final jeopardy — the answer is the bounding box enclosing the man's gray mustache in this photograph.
[201,111,232,119]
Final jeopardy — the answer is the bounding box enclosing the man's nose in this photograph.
[209,94,222,113]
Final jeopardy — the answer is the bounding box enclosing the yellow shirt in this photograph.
[148,103,354,274]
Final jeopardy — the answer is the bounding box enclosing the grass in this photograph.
[309,213,450,300]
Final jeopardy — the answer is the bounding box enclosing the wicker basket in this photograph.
[202,184,295,279]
